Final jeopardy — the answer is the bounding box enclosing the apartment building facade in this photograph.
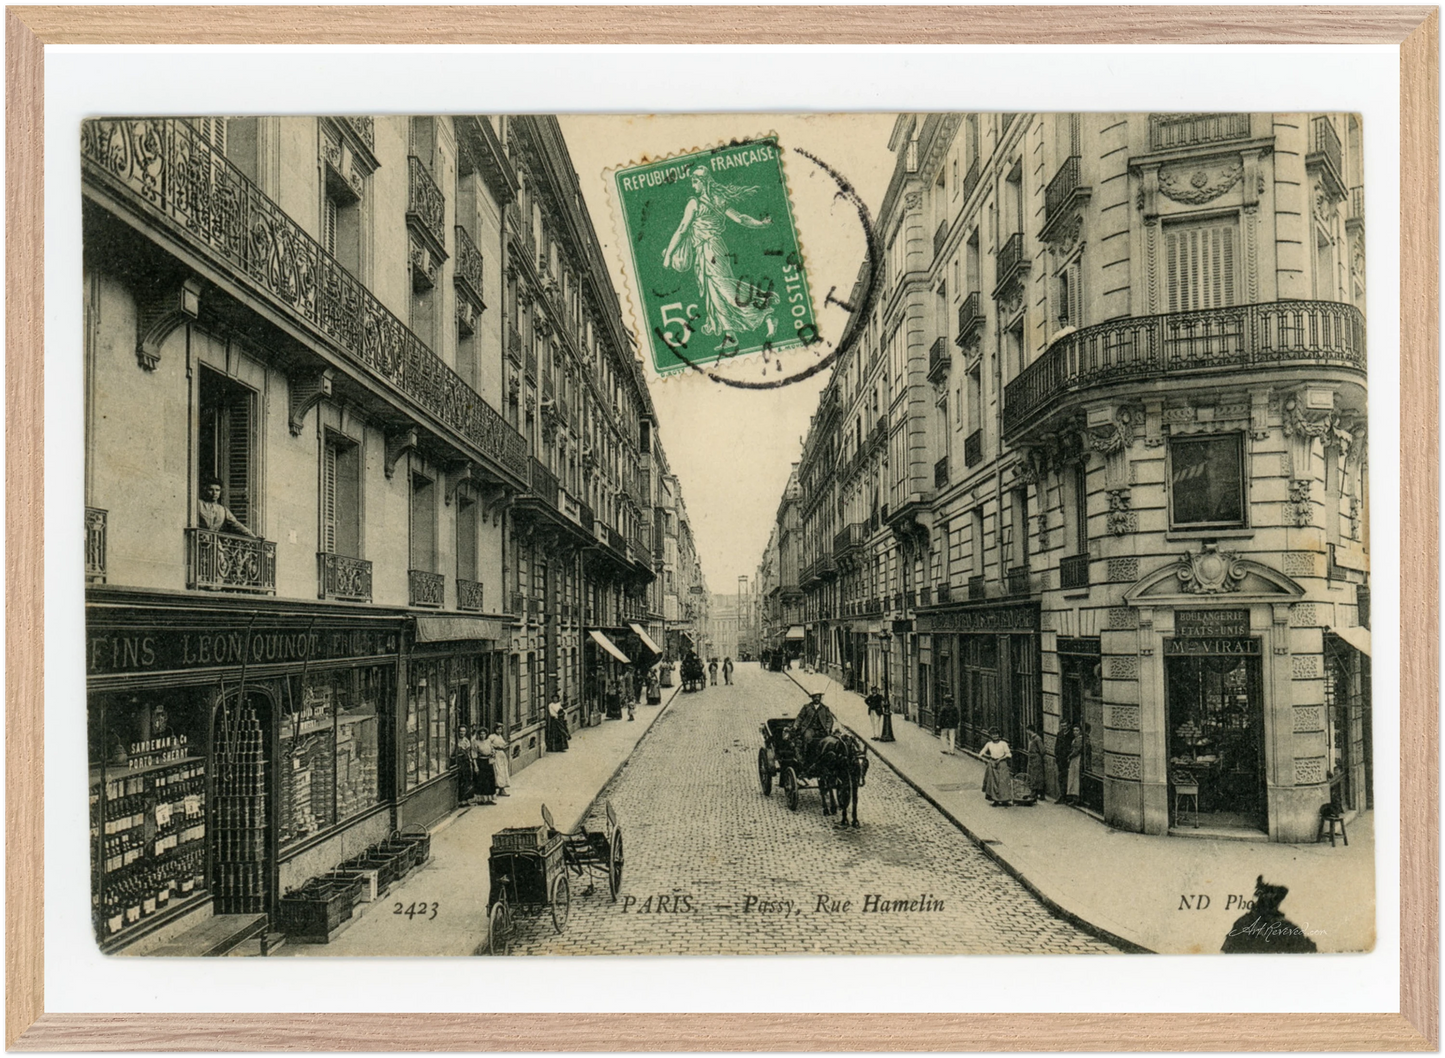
[784,112,1370,842]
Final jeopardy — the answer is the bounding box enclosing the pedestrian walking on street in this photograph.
[1053,726,1073,803]
[485,725,511,796]
[865,686,885,739]
[453,726,477,805]
[981,728,1013,806]
[1025,724,1047,801]
[937,694,960,755]
[722,657,734,685]
[546,698,571,752]
[708,658,719,686]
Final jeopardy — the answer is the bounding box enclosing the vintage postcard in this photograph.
[80,111,1373,959]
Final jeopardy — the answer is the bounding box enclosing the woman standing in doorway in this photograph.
[1065,724,1085,806]
[485,725,511,797]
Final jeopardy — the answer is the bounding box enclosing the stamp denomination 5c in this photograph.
[613,138,818,374]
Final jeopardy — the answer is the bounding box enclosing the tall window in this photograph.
[321,434,360,558]
[1011,488,1029,568]
[198,367,256,532]
[1056,257,1082,328]
[410,470,437,572]
[1165,218,1237,313]
[1005,160,1024,236]
[1067,463,1089,555]
[456,489,479,583]
[1169,434,1245,528]
[971,508,986,577]
[1005,318,1026,380]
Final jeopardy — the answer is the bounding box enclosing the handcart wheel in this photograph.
[784,768,799,812]
[758,748,773,796]
[607,830,624,901]
[550,874,571,933]
[486,901,511,956]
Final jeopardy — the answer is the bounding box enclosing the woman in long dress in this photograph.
[471,729,497,805]
[662,166,779,348]
[1066,724,1085,805]
[980,728,1014,807]
[1025,724,1047,802]
[453,726,476,805]
[485,725,511,797]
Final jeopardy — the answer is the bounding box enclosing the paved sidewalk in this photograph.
[786,669,1375,955]
[280,688,681,957]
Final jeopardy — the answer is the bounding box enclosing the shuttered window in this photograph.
[322,436,360,557]
[1165,219,1237,313]
[198,366,256,532]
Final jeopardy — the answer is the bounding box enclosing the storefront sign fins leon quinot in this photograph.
[88,625,400,676]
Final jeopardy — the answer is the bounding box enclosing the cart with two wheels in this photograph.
[484,827,570,956]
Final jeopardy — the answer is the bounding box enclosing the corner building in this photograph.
[82,115,683,951]
[789,113,1370,842]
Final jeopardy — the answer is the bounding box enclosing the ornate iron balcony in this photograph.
[927,337,950,383]
[406,156,448,260]
[1002,300,1366,438]
[507,325,523,365]
[343,116,374,151]
[81,119,527,483]
[933,219,949,260]
[961,158,981,205]
[994,232,1028,297]
[528,457,559,509]
[1349,186,1365,225]
[409,569,445,608]
[1044,155,1085,230]
[1060,554,1090,590]
[967,575,985,601]
[85,507,107,583]
[956,292,985,348]
[453,225,485,309]
[834,522,865,555]
[318,552,373,603]
[964,429,984,468]
[526,348,538,379]
[1148,113,1251,151]
[1308,116,1346,197]
[1007,565,1031,597]
[457,578,485,612]
[187,529,276,594]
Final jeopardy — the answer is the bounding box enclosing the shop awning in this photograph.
[1327,623,1372,658]
[629,623,664,655]
[415,616,505,643]
[785,625,806,641]
[589,630,632,664]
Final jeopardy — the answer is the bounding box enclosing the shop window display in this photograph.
[406,657,470,791]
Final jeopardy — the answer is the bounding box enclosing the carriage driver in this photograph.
[791,692,837,770]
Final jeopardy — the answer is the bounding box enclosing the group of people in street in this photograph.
[706,657,734,686]
[975,722,1089,808]
[453,724,512,806]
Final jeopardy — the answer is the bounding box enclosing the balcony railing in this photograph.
[967,575,985,601]
[1148,113,1251,151]
[1044,155,1084,228]
[457,577,485,612]
[409,569,445,608]
[1007,565,1031,597]
[1349,186,1365,224]
[506,325,523,365]
[1060,554,1090,590]
[834,522,865,555]
[927,336,950,382]
[933,219,949,260]
[961,158,981,204]
[956,292,985,348]
[936,583,951,604]
[1004,300,1366,437]
[187,529,276,594]
[919,586,932,608]
[994,231,1028,295]
[607,525,627,555]
[578,503,595,533]
[964,429,984,468]
[934,456,950,490]
[529,457,559,508]
[406,155,448,259]
[343,116,374,151]
[526,348,538,379]
[508,590,526,616]
[318,552,373,602]
[85,507,107,582]
[1308,116,1344,191]
[81,120,528,483]
[453,225,485,308]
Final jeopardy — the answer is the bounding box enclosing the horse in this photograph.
[815,732,868,828]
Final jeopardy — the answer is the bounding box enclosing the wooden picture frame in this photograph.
[7,6,1437,1050]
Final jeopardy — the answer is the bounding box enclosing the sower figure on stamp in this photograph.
[663,166,779,348]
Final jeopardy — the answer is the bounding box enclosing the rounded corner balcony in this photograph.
[1002,300,1366,441]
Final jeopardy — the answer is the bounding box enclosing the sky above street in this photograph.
[558,113,898,593]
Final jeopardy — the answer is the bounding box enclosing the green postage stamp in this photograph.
[613,138,818,374]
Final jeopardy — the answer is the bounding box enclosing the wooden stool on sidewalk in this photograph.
[1317,803,1349,847]
[1172,770,1200,828]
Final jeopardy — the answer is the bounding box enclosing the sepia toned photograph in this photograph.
[80,109,1373,961]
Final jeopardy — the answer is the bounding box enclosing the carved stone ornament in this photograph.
[525,392,537,417]
[1158,162,1244,205]
[1044,213,1084,258]
[1106,488,1133,536]
[1175,545,1247,595]
[1287,479,1314,527]
[997,285,1024,320]
[904,190,924,211]
[507,375,521,404]
[1085,409,1135,455]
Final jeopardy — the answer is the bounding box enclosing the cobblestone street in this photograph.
[505,664,1119,955]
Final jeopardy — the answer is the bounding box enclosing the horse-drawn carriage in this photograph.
[484,802,624,955]
[756,709,869,826]
[680,654,706,693]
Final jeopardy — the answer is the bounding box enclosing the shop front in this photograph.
[916,603,1041,755]
[400,616,508,830]
[586,628,632,721]
[1056,636,1104,812]
[86,595,401,953]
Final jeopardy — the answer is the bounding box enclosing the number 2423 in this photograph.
[393,901,439,921]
